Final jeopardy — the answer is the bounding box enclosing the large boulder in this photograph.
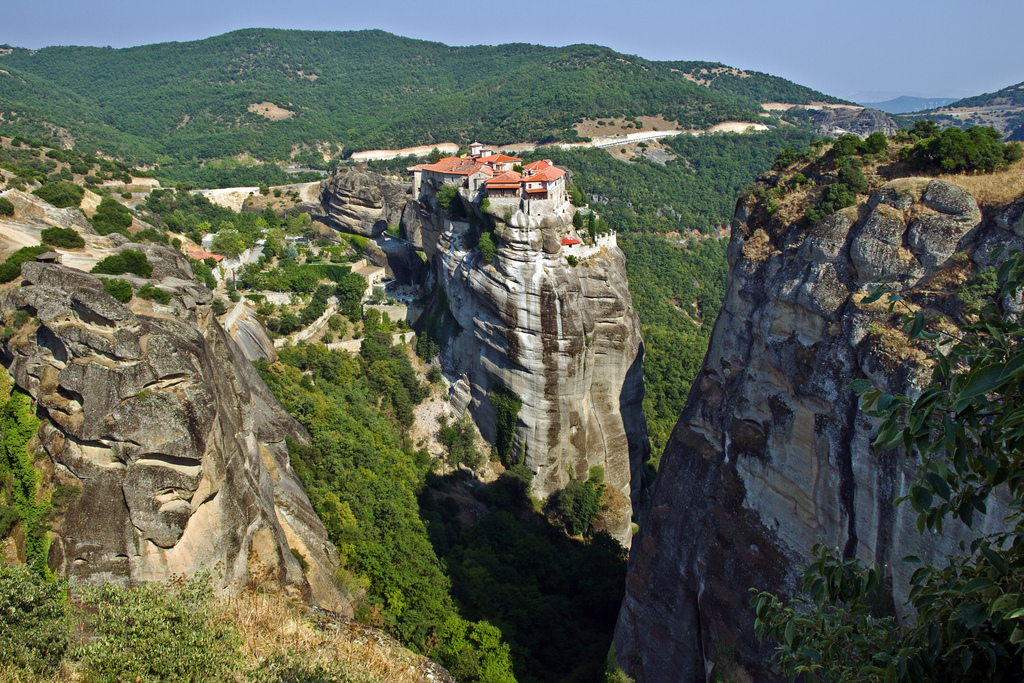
[813,107,900,138]
[319,170,409,237]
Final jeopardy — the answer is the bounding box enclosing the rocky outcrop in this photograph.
[224,301,278,363]
[319,170,409,237]
[436,203,648,545]
[2,262,346,612]
[812,107,899,138]
[402,198,445,259]
[1,189,95,233]
[613,179,1022,680]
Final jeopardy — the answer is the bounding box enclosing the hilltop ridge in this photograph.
[0,28,845,165]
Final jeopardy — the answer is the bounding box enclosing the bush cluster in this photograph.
[0,245,49,283]
[90,197,133,237]
[101,278,133,303]
[91,249,153,278]
[40,226,85,249]
[32,181,84,209]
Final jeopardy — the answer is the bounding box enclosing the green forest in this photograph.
[617,235,728,458]
[0,29,841,168]
[256,334,627,683]
[527,127,817,234]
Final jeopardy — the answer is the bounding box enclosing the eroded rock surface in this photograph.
[436,204,648,545]
[614,179,1021,680]
[319,170,408,237]
[812,107,900,138]
[2,262,346,612]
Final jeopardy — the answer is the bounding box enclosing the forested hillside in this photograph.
[0,28,843,166]
[909,80,1024,138]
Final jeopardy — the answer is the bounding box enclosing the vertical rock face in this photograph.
[436,203,649,544]
[319,170,409,237]
[614,179,1023,680]
[3,260,346,612]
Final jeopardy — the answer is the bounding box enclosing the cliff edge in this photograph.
[614,151,1024,680]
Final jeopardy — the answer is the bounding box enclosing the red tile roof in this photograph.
[420,156,491,176]
[189,250,224,262]
[562,237,581,246]
[478,154,522,165]
[522,159,554,172]
[528,166,565,182]
[485,170,522,188]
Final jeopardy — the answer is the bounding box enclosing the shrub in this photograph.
[102,278,133,303]
[490,385,522,466]
[91,249,153,278]
[136,283,171,304]
[32,181,84,208]
[81,574,241,683]
[90,197,133,237]
[558,478,603,536]
[805,183,857,224]
[861,131,889,155]
[0,245,49,283]
[837,158,868,194]
[830,134,862,158]
[566,254,578,267]
[437,184,460,218]
[41,225,85,249]
[134,227,168,244]
[189,259,217,290]
[0,562,71,675]
[773,147,802,170]
[211,298,227,315]
[0,196,13,217]
[479,231,497,264]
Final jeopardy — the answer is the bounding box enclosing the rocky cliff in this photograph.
[613,171,1024,680]
[813,107,899,138]
[435,201,648,544]
[319,170,409,237]
[1,253,346,612]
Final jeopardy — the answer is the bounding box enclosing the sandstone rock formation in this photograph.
[1,189,96,234]
[224,301,278,363]
[435,203,648,545]
[614,179,1023,680]
[319,170,409,237]
[812,107,900,138]
[2,260,346,612]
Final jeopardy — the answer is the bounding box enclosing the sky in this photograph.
[2,0,1021,103]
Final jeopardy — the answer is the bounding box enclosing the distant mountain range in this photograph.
[858,96,958,114]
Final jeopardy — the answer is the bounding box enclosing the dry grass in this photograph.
[939,158,1024,207]
[741,228,772,263]
[0,589,441,683]
[222,589,435,683]
[573,114,677,138]
[248,102,294,121]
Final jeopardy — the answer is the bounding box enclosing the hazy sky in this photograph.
[2,0,1021,102]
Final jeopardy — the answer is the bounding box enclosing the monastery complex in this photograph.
[409,142,567,206]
